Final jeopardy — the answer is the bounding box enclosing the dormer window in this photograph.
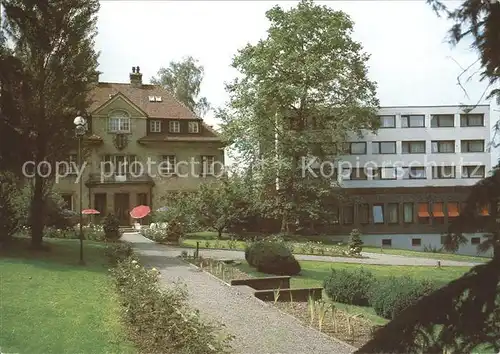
[188,121,199,133]
[169,120,180,133]
[108,110,130,133]
[150,120,161,133]
[148,96,162,102]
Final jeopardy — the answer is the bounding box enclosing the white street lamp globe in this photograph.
[74,116,86,126]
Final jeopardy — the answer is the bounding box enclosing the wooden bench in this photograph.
[230,276,291,290]
[254,287,323,302]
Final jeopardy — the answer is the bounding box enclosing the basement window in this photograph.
[382,239,392,247]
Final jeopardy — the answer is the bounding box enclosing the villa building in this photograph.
[333,104,493,256]
[55,66,224,225]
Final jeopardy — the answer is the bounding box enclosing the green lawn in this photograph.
[182,231,489,263]
[0,238,135,354]
[362,246,488,263]
[235,259,473,325]
[237,260,471,288]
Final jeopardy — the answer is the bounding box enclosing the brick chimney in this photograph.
[129,66,142,87]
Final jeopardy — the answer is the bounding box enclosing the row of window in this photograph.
[338,165,486,180]
[338,201,489,225]
[107,116,200,134]
[380,235,483,248]
[149,120,199,134]
[156,155,215,174]
[346,140,485,155]
[61,154,217,175]
[378,113,484,128]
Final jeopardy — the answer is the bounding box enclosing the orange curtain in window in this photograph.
[447,203,459,217]
[480,205,490,216]
[417,203,429,217]
[432,202,444,217]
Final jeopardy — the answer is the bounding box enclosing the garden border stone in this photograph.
[230,276,291,290]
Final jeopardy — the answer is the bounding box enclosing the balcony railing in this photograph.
[86,173,154,185]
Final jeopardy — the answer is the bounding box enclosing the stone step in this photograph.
[120,227,136,233]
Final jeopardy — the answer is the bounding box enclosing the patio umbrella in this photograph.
[130,205,151,219]
[81,209,100,215]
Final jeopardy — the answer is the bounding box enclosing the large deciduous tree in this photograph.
[1,0,100,248]
[219,0,379,232]
[151,56,211,117]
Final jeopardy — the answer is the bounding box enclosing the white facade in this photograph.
[332,233,493,258]
[336,104,492,188]
[332,105,493,258]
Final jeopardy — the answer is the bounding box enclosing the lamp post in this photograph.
[74,115,87,265]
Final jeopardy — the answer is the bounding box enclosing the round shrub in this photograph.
[245,239,301,276]
[102,214,121,241]
[369,276,438,319]
[245,240,266,267]
[323,268,375,305]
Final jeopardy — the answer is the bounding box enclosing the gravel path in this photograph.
[122,232,355,354]
[158,245,479,267]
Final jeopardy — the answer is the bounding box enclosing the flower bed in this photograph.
[185,254,251,282]
[18,224,106,241]
[106,244,233,354]
[184,254,375,348]
[273,301,374,348]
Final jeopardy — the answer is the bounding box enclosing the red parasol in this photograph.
[130,205,151,219]
[82,209,100,215]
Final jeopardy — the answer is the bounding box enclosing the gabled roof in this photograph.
[88,82,199,119]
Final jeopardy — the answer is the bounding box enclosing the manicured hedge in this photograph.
[245,238,301,276]
[323,268,439,320]
[369,276,439,319]
[323,268,375,306]
[106,243,232,353]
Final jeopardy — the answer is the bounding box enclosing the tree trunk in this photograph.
[217,228,223,239]
[30,173,45,249]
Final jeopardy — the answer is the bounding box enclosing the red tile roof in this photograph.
[89,82,199,119]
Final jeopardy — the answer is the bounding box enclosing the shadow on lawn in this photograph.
[0,237,110,273]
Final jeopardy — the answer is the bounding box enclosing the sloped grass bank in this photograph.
[0,238,135,354]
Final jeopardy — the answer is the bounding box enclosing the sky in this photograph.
[95,0,499,161]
